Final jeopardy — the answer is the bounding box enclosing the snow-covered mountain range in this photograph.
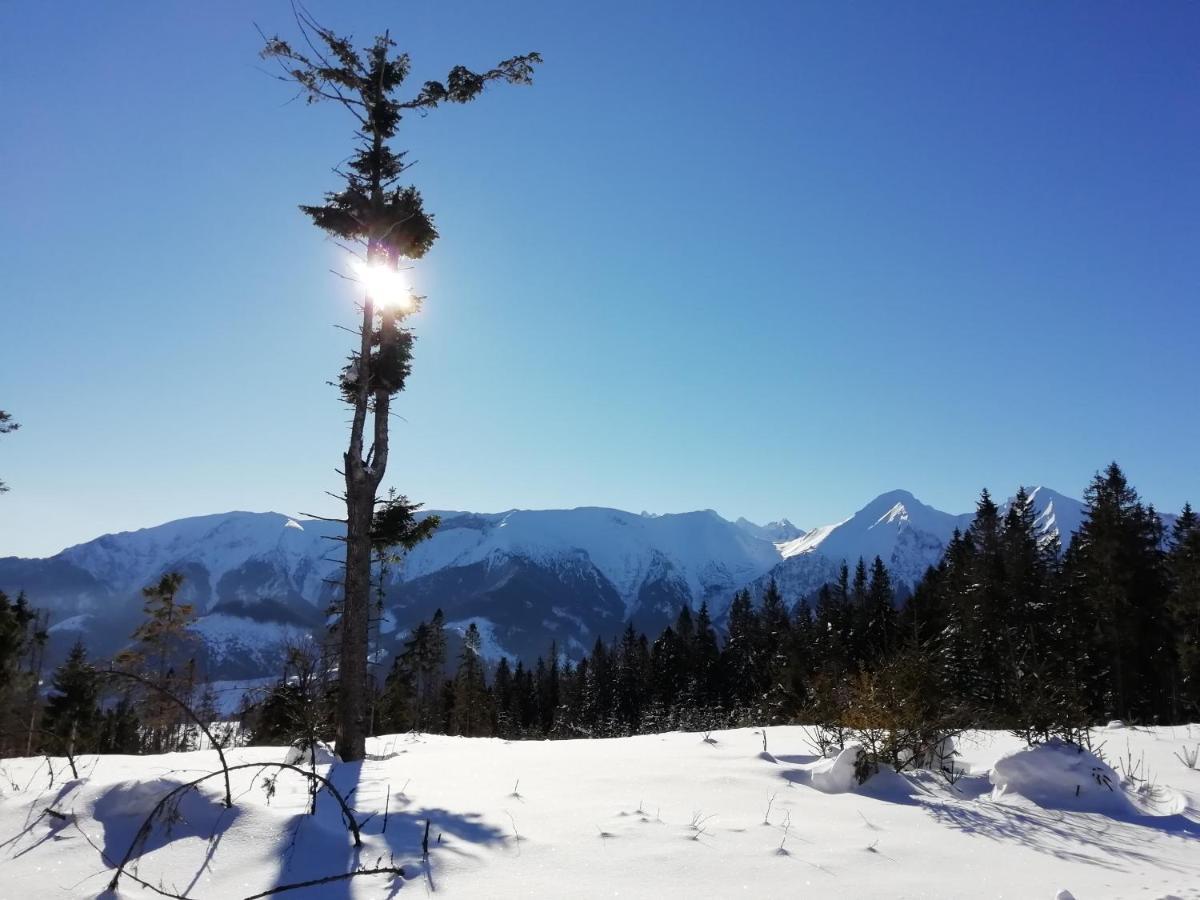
[0,488,1089,677]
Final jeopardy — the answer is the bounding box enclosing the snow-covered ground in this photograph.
[2,724,1199,898]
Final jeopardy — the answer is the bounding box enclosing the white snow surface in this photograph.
[3,723,1199,899]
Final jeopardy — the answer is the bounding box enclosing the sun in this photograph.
[352,258,414,311]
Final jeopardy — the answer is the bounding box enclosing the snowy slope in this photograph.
[1023,486,1087,549]
[2,722,1198,898]
[404,507,782,617]
[733,516,806,543]
[58,511,341,611]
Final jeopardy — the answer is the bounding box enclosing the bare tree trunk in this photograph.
[338,478,375,761]
[24,610,48,756]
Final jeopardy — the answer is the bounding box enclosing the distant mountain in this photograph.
[0,487,1097,678]
[756,487,1092,602]
[733,517,806,543]
[757,490,973,601]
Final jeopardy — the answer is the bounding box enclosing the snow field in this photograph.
[1,723,1199,898]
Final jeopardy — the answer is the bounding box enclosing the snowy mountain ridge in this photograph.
[0,487,1090,675]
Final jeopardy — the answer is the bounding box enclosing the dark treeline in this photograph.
[3,461,1199,759]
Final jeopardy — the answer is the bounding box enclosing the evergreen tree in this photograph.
[1063,463,1172,721]
[693,601,720,704]
[721,589,759,711]
[758,579,795,721]
[0,590,43,755]
[584,637,616,734]
[615,624,647,731]
[377,651,416,733]
[390,610,448,732]
[493,656,515,736]
[650,626,685,721]
[452,623,488,736]
[933,529,977,707]
[116,572,198,752]
[965,489,1008,710]
[812,582,848,675]
[42,641,101,755]
[848,557,870,665]
[514,660,537,733]
[99,695,143,754]
[1168,504,1200,715]
[999,487,1061,723]
[865,556,897,664]
[248,641,336,750]
[262,14,539,760]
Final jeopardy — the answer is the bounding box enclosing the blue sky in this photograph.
[1,1,1197,557]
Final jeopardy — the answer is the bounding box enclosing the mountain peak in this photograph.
[734,517,806,543]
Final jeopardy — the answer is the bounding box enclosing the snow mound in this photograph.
[989,740,1133,813]
[284,740,338,766]
[92,778,192,818]
[809,743,864,793]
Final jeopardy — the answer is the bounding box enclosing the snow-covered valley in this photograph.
[2,723,1198,898]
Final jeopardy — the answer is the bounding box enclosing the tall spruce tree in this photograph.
[722,589,759,710]
[849,558,870,666]
[493,656,515,736]
[42,641,101,755]
[758,579,794,721]
[1168,504,1200,715]
[262,14,539,760]
[1063,463,1171,721]
[693,601,720,704]
[452,623,488,736]
[965,489,1008,709]
[864,556,896,664]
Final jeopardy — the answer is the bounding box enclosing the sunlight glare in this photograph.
[352,258,414,311]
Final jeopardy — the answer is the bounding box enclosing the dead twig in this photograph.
[242,865,404,898]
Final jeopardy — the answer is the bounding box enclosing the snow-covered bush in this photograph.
[809,743,866,793]
[284,739,339,766]
[989,738,1133,813]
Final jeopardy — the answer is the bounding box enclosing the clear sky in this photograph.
[1,1,1197,558]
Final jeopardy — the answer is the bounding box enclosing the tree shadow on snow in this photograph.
[262,760,507,899]
[778,759,1200,876]
[81,760,506,898]
[91,777,241,898]
[925,798,1200,873]
[264,806,507,898]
